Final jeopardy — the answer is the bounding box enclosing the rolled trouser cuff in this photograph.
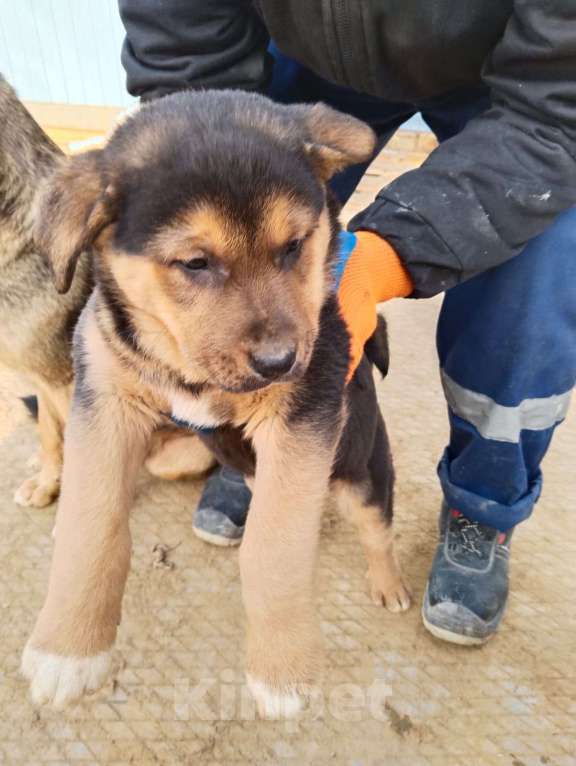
[437,449,542,532]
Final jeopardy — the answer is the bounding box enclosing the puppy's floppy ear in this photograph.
[296,103,377,180]
[35,150,116,293]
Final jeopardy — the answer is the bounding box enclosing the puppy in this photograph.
[0,75,96,507]
[0,75,213,506]
[22,91,411,716]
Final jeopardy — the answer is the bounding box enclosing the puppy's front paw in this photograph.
[245,627,323,719]
[246,675,309,719]
[14,473,59,508]
[21,643,115,708]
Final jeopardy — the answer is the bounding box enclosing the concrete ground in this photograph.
[0,135,575,765]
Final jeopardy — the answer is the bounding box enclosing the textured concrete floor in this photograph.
[0,135,575,765]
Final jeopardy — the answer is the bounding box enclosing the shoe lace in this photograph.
[450,514,493,558]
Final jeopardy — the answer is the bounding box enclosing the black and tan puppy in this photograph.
[0,76,213,505]
[22,91,410,716]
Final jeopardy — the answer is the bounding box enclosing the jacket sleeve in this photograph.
[350,0,576,298]
[118,0,271,100]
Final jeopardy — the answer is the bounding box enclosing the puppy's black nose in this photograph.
[249,347,296,379]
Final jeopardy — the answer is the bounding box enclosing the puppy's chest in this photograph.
[170,391,230,433]
[168,386,286,435]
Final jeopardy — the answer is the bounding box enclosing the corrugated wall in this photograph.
[0,0,133,106]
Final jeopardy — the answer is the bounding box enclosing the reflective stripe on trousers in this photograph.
[441,371,572,445]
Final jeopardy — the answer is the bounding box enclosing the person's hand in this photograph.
[335,230,413,380]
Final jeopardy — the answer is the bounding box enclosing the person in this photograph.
[118,1,576,646]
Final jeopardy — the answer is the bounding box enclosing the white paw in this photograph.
[21,644,115,708]
[246,674,306,719]
[14,474,59,508]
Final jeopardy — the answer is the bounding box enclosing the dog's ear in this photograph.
[296,103,377,180]
[35,150,117,293]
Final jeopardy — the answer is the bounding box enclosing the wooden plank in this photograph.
[23,101,122,132]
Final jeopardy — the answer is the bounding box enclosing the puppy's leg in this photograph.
[14,383,70,508]
[334,419,411,613]
[22,371,154,708]
[145,428,215,480]
[240,419,338,718]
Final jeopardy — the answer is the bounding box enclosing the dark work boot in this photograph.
[422,504,513,645]
[192,467,251,547]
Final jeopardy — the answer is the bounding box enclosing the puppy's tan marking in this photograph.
[240,416,343,716]
[23,312,158,706]
[159,204,236,263]
[103,252,207,378]
[261,194,316,250]
[230,383,291,435]
[299,206,333,324]
[334,481,411,613]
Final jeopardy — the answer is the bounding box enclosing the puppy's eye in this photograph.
[279,238,303,268]
[179,257,209,272]
[285,239,302,255]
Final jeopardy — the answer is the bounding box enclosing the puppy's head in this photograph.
[36,91,375,392]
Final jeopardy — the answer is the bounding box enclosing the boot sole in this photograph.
[192,525,243,548]
[421,585,496,646]
[421,609,491,646]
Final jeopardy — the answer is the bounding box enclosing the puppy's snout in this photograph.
[249,345,297,380]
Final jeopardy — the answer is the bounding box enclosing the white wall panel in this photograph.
[0,0,134,106]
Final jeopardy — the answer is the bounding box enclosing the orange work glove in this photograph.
[336,231,413,380]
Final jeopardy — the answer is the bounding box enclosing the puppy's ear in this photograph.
[296,103,377,180]
[35,150,116,293]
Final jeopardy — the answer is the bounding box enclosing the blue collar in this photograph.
[169,414,219,436]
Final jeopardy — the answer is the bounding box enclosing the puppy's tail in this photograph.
[364,315,390,378]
